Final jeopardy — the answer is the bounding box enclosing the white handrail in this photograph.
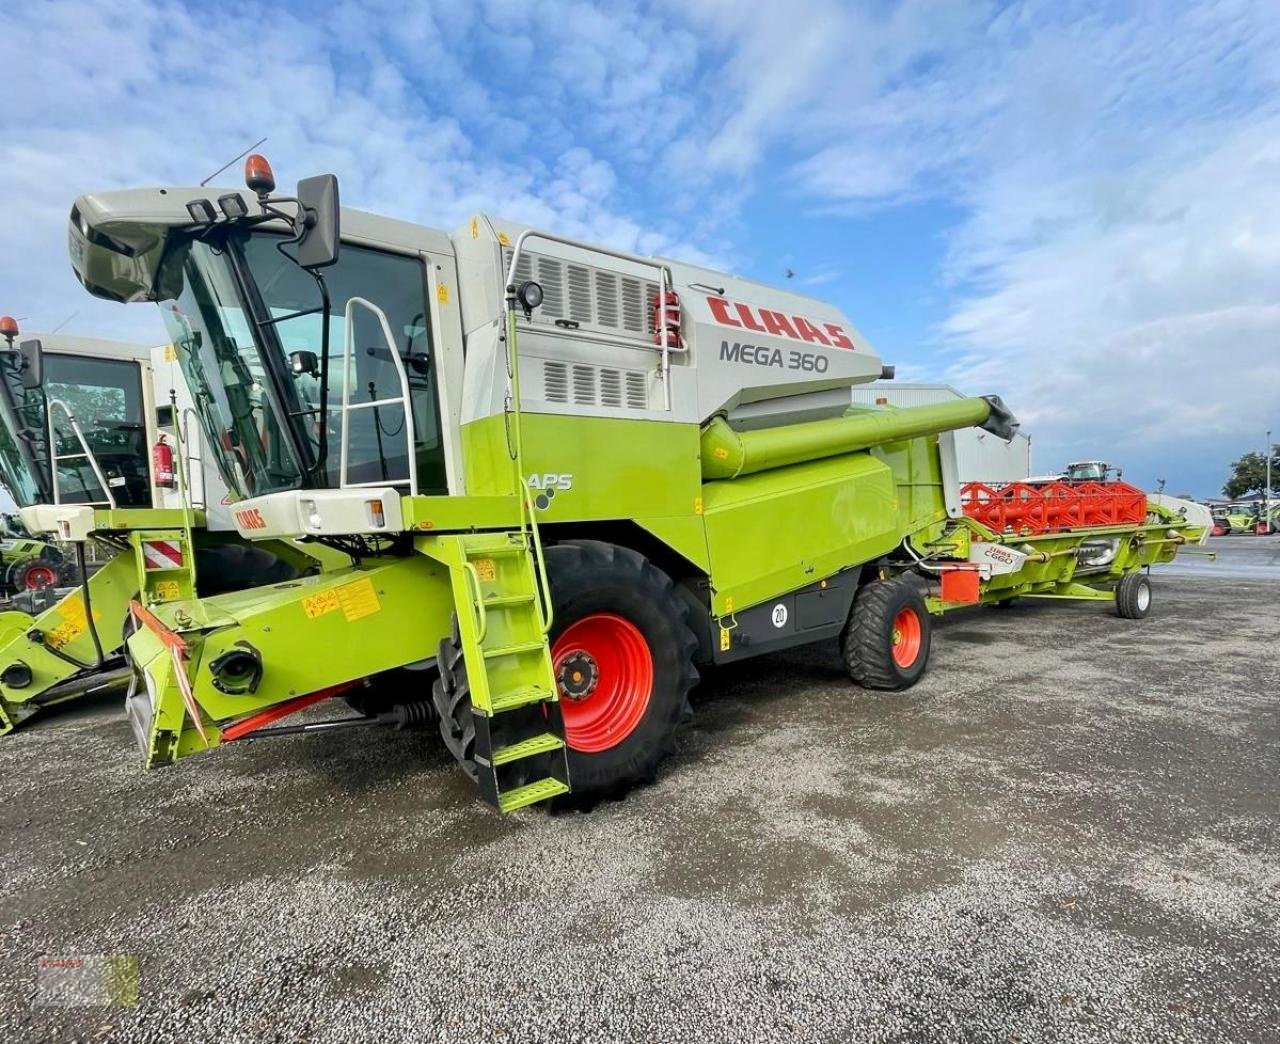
[46,398,116,509]
[179,406,205,509]
[338,297,419,495]
[501,229,680,411]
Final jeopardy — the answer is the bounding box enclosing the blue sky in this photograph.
[2,0,1278,496]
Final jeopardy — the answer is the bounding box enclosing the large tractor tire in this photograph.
[433,540,698,805]
[194,543,300,597]
[1114,572,1152,620]
[841,576,932,690]
[11,560,61,592]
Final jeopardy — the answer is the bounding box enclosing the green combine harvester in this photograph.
[63,155,1207,811]
[0,318,337,737]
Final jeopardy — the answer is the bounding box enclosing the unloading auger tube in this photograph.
[700,395,1019,480]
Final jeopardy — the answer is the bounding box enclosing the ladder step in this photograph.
[483,593,536,608]
[490,684,556,713]
[498,777,570,813]
[491,732,564,766]
[466,542,528,558]
[482,639,546,659]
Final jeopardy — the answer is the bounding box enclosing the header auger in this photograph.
[58,154,1207,812]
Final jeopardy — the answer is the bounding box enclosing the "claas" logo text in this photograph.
[235,508,267,530]
[706,296,855,349]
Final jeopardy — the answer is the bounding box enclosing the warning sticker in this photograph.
[473,558,496,583]
[301,589,341,620]
[152,580,181,601]
[46,596,98,649]
[336,578,380,622]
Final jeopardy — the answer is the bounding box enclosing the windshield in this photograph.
[0,353,47,508]
[156,231,446,499]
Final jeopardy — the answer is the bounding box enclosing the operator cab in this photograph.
[68,158,451,507]
[0,320,153,512]
[1062,460,1121,483]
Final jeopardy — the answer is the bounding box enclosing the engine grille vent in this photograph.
[504,247,656,333]
[542,361,649,410]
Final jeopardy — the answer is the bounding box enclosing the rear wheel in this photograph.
[1114,572,1152,619]
[841,576,932,690]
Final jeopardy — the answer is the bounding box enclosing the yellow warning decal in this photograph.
[301,589,341,620]
[472,558,496,582]
[163,344,178,362]
[152,580,181,600]
[719,627,731,652]
[46,595,100,648]
[497,231,510,246]
[436,283,449,305]
[470,217,479,239]
[336,577,380,622]
[693,497,703,515]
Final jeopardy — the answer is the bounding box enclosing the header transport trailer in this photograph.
[0,318,338,737]
[65,156,1206,812]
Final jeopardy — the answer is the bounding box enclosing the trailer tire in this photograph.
[1114,573,1152,619]
[841,576,932,690]
[194,544,300,597]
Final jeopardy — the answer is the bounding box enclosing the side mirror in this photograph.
[17,339,43,389]
[289,350,319,377]
[295,175,340,270]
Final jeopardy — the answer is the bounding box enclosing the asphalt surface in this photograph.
[1,536,1277,1042]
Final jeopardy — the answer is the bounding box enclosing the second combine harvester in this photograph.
[66,156,1204,811]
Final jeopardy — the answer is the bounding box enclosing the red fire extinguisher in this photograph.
[152,436,177,489]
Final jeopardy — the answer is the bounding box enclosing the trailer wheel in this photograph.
[194,544,300,597]
[841,576,932,690]
[1114,573,1152,619]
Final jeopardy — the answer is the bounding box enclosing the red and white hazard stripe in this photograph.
[143,540,184,571]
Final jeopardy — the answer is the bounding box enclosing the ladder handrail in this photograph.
[500,228,681,411]
[338,297,419,495]
[46,397,116,509]
[178,406,206,509]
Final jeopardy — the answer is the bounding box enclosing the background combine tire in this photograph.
[194,544,300,597]
[1114,572,1152,619]
[841,576,932,690]
[13,561,59,591]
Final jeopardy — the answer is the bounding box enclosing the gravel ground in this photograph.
[1,537,1277,1043]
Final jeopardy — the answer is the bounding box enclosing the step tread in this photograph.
[490,684,556,713]
[482,593,537,608]
[491,732,564,766]
[498,777,570,813]
[482,639,547,659]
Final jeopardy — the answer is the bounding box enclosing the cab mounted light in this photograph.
[0,315,18,346]
[244,153,276,196]
[217,194,249,220]
[186,199,217,224]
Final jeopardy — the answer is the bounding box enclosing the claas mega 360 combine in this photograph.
[0,318,336,736]
[64,156,1206,812]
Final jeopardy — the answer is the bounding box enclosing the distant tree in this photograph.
[1223,445,1280,499]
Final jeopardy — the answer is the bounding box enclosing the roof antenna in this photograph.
[50,310,79,334]
[200,136,268,187]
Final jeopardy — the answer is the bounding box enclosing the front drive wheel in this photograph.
[841,576,933,690]
[431,540,698,806]
[1114,572,1152,619]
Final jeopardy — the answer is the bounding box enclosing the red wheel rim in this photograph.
[24,565,58,590]
[551,613,653,753]
[891,607,922,668]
